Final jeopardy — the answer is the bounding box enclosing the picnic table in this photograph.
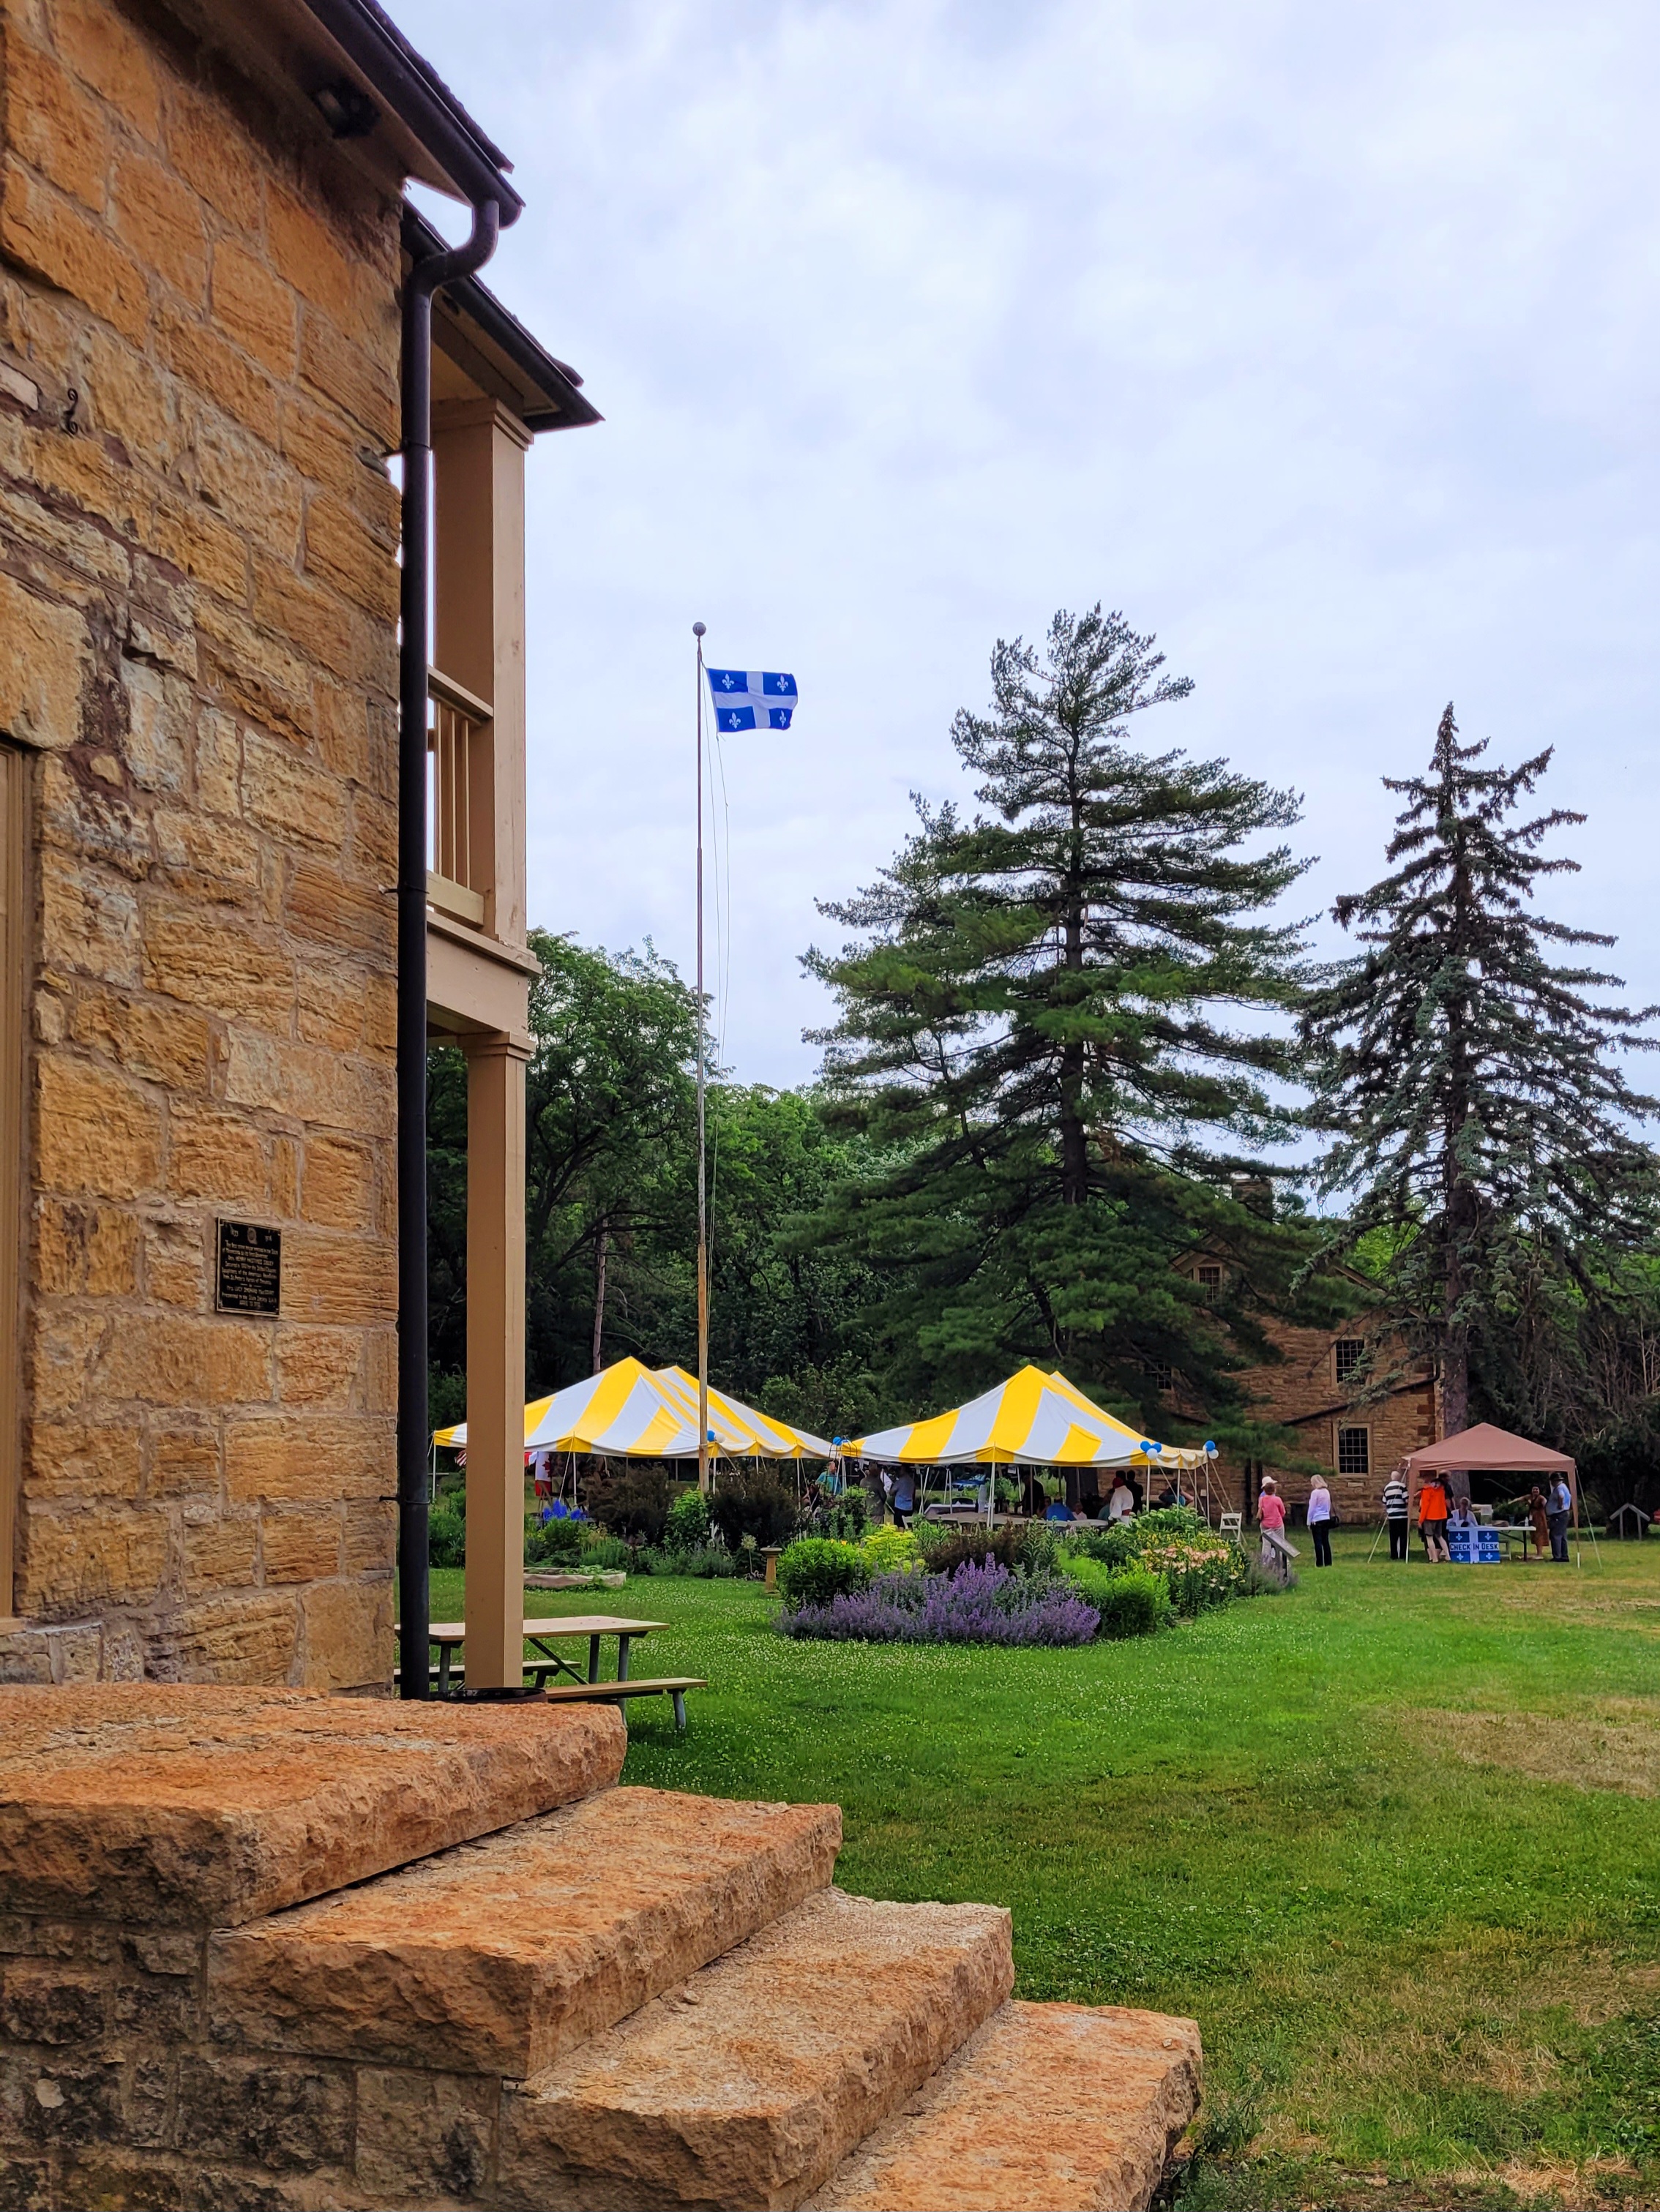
[395,1615,668,1693]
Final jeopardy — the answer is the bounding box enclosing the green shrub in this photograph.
[663,1487,711,1555]
[1020,1519,1063,1578]
[1134,1504,1204,1543]
[1134,1531,1251,1616]
[925,1525,1027,1579]
[1061,1557,1171,1637]
[777,1537,870,1608]
[524,1515,583,1567]
[709,1466,796,1551]
[1072,1521,1139,1571]
[429,1507,466,1569]
[860,1525,921,1576]
[577,1532,632,1570]
[635,1541,739,1578]
[679,1542,739,1578]
[811,1488,868,1544]
[586,1466,673,1544]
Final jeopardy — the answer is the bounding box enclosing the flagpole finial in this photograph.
[692,621,706,637]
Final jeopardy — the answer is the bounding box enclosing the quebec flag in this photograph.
[706,667,798,733]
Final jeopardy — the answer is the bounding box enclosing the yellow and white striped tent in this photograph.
[433,1354,831,1461]
[1042,1371,1208,1471]
[652,1366,831,1460]
[841,1363,1203,1469]
[433,1357,689,1458]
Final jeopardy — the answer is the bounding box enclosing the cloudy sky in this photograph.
[398,0,1660,1089]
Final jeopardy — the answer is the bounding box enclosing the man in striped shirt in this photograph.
[1383,1464,1410,1561]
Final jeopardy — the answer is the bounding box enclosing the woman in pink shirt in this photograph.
[1257,1477,1287,1570]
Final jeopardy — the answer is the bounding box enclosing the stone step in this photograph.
[497,1886,1015,2211]
[0,1683,624,1928]
[807,1998,1203,2212]
[209,1785,842,2078]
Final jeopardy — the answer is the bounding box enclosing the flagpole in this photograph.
[692,622,710,1498]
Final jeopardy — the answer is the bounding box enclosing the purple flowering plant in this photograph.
[776,1556,1099,1647]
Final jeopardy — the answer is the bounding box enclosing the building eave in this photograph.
[407,208,602,435]
[216,0,524,221]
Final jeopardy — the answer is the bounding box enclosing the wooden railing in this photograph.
[427,667,492,930]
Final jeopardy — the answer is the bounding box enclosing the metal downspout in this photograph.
[397,198,501,1699]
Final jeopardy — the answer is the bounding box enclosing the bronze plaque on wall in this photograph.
[216,1221,281,1316]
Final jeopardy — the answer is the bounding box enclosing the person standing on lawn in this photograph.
[1257,1476,1287,1569]
[1383,1463,1410,1561]
[1547,1471,1572,1563]
[1307,1475,1334,1567]
[1528,1484,1550,1561]
[1418,1474,1450,1561]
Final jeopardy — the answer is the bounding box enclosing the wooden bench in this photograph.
[541,1676,706,1732]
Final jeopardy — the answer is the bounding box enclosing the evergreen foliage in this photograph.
[804,605,1331,1440]
[1301,705,1660,1433]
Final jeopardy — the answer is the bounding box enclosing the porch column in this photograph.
[461,1028,531,1688]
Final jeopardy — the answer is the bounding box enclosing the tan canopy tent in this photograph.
[1403,1423,1578,1532]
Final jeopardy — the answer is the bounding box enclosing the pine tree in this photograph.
[1301,705,1660,1435]
[805,605,1323,1437]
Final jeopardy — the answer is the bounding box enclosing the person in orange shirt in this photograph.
[1418,1474,1450,1562]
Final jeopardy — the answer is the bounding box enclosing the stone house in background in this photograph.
[0,0,594,1686]
[1173,1256,1438,1523]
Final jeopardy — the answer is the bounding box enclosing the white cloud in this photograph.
[398,0,1660,1081]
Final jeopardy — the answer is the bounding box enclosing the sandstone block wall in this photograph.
[0,0,405,1686]
[1226,1319,1437,1521]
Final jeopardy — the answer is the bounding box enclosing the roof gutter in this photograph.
[396,197,502,1699]
[405,207,601,433]
[299,0,524,222]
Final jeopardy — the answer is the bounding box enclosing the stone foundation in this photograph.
[0,1686,1201,2210]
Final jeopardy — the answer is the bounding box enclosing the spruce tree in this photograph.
[805,605,1323,1437]
[1301,705,1660,1435]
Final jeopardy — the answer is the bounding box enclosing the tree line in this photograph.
[429,607,1660,1510]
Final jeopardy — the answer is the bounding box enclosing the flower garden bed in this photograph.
[772,1507,1274,1647]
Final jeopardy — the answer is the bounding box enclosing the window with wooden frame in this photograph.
[1196,1264,1222,1304]
[1334,1337,1365,1384]
[0,743,23,1623]
[1336,1425,1370,1476]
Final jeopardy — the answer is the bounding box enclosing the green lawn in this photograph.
[427,1536,1660,2210]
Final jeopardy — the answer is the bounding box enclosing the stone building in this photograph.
[1225,1311,1437,1522]
[0,0,595,1687]
[1175,1259,1438,1521]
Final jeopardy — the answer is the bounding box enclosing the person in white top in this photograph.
[1307,1477,1334,1567]
[1105,1477,1135,1523]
